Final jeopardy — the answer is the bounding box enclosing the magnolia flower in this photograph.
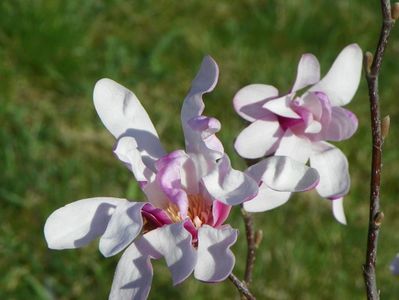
[233,44,363,224]
[391,253,399,276]
[44,56,318,300]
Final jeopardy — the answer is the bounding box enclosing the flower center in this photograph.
[165,194,212,228]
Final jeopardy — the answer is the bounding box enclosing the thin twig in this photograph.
[241,208,257,286]
[363,1,395,299]
[228,273,256,300]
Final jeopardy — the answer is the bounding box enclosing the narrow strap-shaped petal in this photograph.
[181,56,223,159]
[310,142,350,199]
[331,197,347,225]
[44,197,127,249]
[194,225,237,282]
[233,84,279,122]
[202,155,258,206]
[246,156,319,192]
[308,44,362,107]
[274,129,312,163]
[243,183,291,212]
[93,78,166,180]
[291,53,320,92]
[99,201,146,257]
[322,106,358,141]
[234,117,283,159]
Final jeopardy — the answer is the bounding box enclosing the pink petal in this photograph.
[202,155,258,205]
[263,95,301,118]
[310,142,350,199]
[99,201,146,257]
[234,117,283,159]
[275,129,312,163]
[331,197,347,225]
[243,183,291,212]
[211,201,232,228]
[291,54,320,92]
[194,225,237,282]
[93,78,166,178]
[309,44,363,106]
[181,56,223,159]
[233,84,279,122]
[246,156,319,192]
[323,106,358,141]
[44,197,127,249]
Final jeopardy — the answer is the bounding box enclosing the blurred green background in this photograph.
[1,0,399,299]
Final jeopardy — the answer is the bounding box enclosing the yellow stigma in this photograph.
[165,194,212,228]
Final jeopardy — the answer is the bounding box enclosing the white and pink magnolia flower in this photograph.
[44,56,318,299]
[233,44,363,224]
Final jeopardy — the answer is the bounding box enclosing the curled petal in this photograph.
[291,53,320,92]
[202,155,258,206]
[211,201,232,228]
[181,56,223,158]
[194,225,237,282]
[233,84,279,122]
[310,142,350,199]
[246,156,319,192]
[323,106,358,141]
[99,201,146,257]
[275,129,312,163]
[234,117,283,159]
[243,183,291,212]
[331,197,347,225]
[309,44,363,106]
[44,197,127,249]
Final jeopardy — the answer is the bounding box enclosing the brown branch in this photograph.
[228,273,256,300]
[241,208,257,286]
[363,1,396,299]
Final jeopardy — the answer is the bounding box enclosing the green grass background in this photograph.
[1,0,399,299]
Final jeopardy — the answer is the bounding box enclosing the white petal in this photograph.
[243,183,291,212]
[309,44,363,106]
[246,156,319,192]
[304,120,322,134]
[310,142,350,198]
[233,84,279,122]
[194,225,237,282]
[390,254,399,276]
[109,239,158,300]
[274,129,312,163]
[99,201,146,257]
[263,95,301,119]
[114,136,156,182]
[44,197,127,249]
[234,117,283,159]
[323,106,358,141]
[181,56,223,159]
[291,54,320,92]
[93,78,165,173]
[331,197,347,225]
[143,223,197,285]
[202,155,258,206]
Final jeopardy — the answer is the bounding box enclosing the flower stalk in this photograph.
[363,1,396,299]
